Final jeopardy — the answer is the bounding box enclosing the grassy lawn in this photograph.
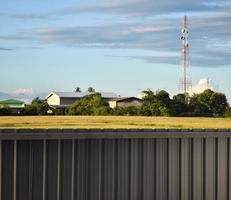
[0,116,231,129]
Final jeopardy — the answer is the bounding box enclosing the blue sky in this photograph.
[0,0,231,99]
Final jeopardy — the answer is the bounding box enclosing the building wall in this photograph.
[60,98,79,105]
[109,101,117,108]
[47,93,60,106]
[109,99,142,108]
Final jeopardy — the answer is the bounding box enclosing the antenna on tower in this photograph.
[179,16,192,95]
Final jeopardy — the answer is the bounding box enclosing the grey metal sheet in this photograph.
[42,140,46,200]
[130,139,143,200]
[0,129,231,140]
[228,138,231,200]
[181,138,192,200]
[60,140,73,200]
[13,140,17,200]
[75,139,90,200]
[46,140,58,200]
[89,139,102,200]
[117,139,130,200]
[71,139,75,200]
[193,138,204,200]
[156,138,168,200]
[205,138,216,200]
[16,141,30,200]
[168,139,180,200]
[0,134,231,200]
[31,140,44,200]
[2,141,14,200]
[143,139,155,200]
[0,141,2,200]
[217,138,228,200]
[102,139,116,200]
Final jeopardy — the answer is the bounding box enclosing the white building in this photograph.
[46,91,119,109]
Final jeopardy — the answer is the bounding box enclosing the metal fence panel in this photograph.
[217,138,228,200]
[46,140,58,200]
[181,138,192,200]
[2,141,14,200]
[156,138,168,200]
[193,138,204,200]
[0,130,231,200]
[205,138,216,200]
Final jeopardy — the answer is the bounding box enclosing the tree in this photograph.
[67,93,111,115]
[88,87,95,93]
[0,106,11,116]
[210,92,228,115]
[225,107,231,117]
[188,89,228,116]
[141,89,155,102]
[197,89,214,114]
[140,89,171,116]
[156,90,171,107]
[22,97,49,115]
[113,106,139,116]
[171,93,190,116]
[75,87,81,93]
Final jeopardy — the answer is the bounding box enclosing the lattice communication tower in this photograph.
[179,16,192,94]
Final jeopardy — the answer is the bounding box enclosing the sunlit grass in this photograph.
[0,116,230,129]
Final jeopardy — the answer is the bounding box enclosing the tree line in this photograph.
[0,89,231,117]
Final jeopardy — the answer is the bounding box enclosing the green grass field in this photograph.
[0,116,231,129]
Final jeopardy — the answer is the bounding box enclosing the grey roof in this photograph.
[110,97,142,102]
[47,91,119,99]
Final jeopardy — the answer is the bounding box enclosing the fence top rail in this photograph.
[0,128,231,140]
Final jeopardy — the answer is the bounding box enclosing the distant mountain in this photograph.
[0,92,14,100]
[0,91,47,103]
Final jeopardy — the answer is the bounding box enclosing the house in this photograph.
[0,99,25,114]
[46,91,120,109]
[109,97,142,108]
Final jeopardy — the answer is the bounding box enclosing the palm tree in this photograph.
[87,87,95,93]
[75,87,81,93]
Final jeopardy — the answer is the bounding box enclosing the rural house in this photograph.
[46,91,120,109]
[108,97,142,108]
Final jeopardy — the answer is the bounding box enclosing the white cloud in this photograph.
[13,88,34,96]
[191,78,214,94]
[203,1,231,8]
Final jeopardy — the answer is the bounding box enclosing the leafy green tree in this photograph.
[210,92,228,115]
[225,107,231,117]
[22,97,49,115]
[113,106,139,116]
[156,90,171,107]
[141,89,155,101]
[140,89,171,116]
[188,89,228,116]
[197,89,214,114]
[0,106,11,116]
[171,93,190,116]
[67,93,111,115]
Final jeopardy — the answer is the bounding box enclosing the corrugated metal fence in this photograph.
[0,129,231,200]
